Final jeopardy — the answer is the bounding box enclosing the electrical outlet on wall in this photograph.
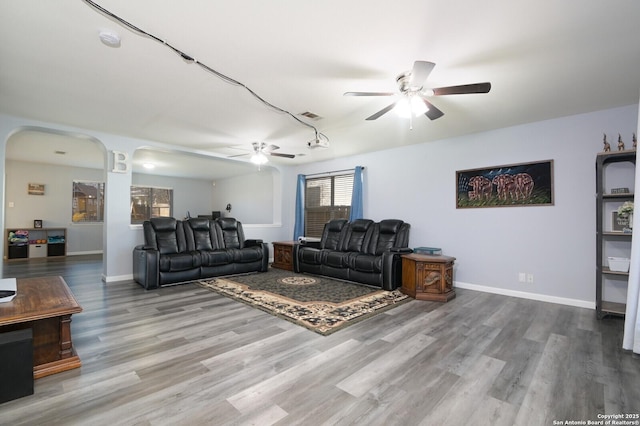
[518,272,526,282]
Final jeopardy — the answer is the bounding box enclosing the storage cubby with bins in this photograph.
[4,228,67,260]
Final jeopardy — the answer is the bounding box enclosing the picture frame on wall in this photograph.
[28,183,45,196]
[33,220,43,229]
[456,160,554,209]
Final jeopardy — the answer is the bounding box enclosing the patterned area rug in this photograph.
[196,268,410,335]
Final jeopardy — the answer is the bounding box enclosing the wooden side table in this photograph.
[271,241,297,271]
[401,253,456,302]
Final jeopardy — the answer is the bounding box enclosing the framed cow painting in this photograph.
[456,160,554,208]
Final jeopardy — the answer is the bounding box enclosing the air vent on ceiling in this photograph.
[299,111,322,120]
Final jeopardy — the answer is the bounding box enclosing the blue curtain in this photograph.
[349,166,364,221]
[293,174,305,240]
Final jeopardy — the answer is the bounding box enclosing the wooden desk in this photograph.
[401,253,456,302]
[271,241,297,271]
[0,276,83,378]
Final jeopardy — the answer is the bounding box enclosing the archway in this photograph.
[4,127,107,263]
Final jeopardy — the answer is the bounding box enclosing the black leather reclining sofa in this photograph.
[133,217,268,289]
[293,218,411,291]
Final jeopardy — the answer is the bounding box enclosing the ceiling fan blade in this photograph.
[365,102,397,120]
[269,152,295,159]
[344,92,395,97]
[409,61,435,88]
[421,98,444,120]
[228,153,249,158]
[431,82,492,96]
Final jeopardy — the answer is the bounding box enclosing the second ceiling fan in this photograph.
[345,60,491,122]
[229,142,295,165]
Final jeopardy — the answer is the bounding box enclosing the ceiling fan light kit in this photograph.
[250,152,268,165]
[394,95,429,118]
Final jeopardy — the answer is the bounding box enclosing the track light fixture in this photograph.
[83,0,328,147]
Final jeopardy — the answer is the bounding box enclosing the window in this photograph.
[304,173,354,238]
[72,181,104,222]
[130,186,173,224]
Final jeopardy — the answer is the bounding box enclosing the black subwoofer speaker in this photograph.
[0,328,34,404]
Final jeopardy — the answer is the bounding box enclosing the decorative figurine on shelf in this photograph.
[602,134,611,152]
[618,134,625,151]
[633,133,637,150]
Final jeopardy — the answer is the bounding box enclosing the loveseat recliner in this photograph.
[133,217,268,289]
[292,218,411,290]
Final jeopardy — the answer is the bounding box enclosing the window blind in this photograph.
[304,173,354,238]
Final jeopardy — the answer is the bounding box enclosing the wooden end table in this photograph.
[401,253,456,302]
[0,276,83,378]
[271,241,297,271]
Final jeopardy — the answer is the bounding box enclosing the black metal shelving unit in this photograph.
[595,149,635,319]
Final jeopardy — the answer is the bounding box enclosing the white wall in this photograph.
[292,105,639,307]
[213,169,276,224]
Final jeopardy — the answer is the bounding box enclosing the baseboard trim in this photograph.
[102,274,133,283]
[454,281,595,310]
[67,250,103,256]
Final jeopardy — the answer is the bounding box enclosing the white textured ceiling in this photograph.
[1,0,639,178]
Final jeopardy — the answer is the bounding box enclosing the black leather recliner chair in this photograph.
[133,217,268,289]
[293,218,411,290]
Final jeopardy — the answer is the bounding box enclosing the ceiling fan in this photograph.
[345,61,491,123]
[229,142,295,165]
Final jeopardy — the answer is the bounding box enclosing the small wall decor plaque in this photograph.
[612,212,631,233]
[28,183,45,195]
[33,220,43,229]
[611,187,630,194]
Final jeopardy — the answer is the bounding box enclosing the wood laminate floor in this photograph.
[1,255,638,425]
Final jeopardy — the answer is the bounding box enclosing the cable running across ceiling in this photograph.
[82,0,328,144]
